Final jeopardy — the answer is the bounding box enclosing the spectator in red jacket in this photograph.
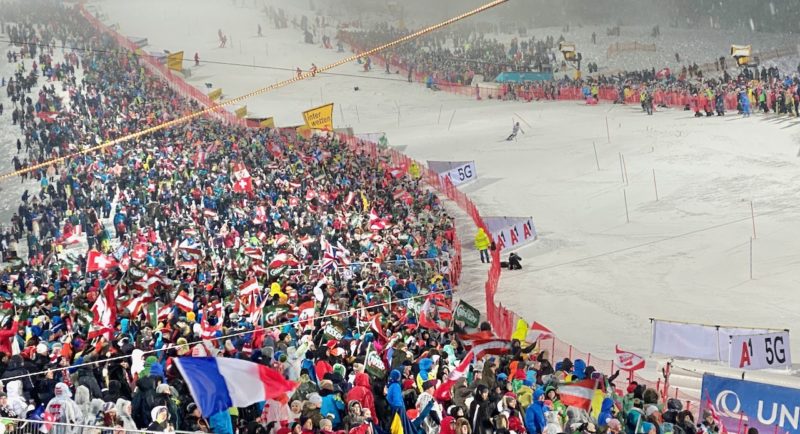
[0,316,19,355]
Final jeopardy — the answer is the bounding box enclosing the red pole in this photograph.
[736,413,743,434]
[587,353,592,365]
[569,345,573,359]
[551,338,556,359]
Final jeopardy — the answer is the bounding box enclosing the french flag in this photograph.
[174,357,297,417]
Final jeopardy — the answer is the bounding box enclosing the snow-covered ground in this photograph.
[96,0,800,371]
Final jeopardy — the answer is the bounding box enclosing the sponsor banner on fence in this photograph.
[729,330,791,370]
[427,161,477,187]
[303,103,334,130]
[483,216,537,251]
[167,51,184,72]
[700,374,800,434]
[651,319,776,362]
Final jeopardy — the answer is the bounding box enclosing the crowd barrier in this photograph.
[82,5,697,411]
[0,417,196,434]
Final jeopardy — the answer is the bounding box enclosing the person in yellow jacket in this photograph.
[474,228,491,263]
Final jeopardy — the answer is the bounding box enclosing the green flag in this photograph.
[365,345,387,379]
[453,300,481,328]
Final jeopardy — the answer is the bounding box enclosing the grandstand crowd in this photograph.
[0,1,738,434]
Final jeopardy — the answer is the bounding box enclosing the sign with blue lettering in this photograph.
[701,374,800,434]
[495,72,554,83]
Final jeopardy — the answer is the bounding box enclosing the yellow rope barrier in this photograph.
[0,0,509,182]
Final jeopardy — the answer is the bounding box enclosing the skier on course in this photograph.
[506,121,524,141]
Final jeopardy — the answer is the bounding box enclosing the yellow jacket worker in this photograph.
[474,228,491,263]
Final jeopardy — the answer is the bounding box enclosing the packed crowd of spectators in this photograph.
[0,2,736,434]
[337,23,800,118]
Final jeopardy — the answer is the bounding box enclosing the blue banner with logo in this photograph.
[495,72,553,83]
[701,374,800,434]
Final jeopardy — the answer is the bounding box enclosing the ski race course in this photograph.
[92,0,800,396]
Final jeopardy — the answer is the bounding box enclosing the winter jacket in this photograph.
[320,389,346,428]
[386,370,405,411]
[1,355,34,400]
[524,388,546,434]
[0,320,19,354]
[346,373,377,423]
[131,376,159,428]
[474,229,490,250]
[598,398,615,427]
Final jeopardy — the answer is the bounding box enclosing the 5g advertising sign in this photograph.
[729,331,791,370]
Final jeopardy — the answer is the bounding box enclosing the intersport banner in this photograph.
[427,160,477,187]
[700,374,800,434]
[651,319,775,362]
[483,216,537,252]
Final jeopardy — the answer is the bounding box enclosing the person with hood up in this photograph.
[416,358,437,392]
[597,398,616,428]
[74,385,91,424]
[347,372,377,423]
[441,416,457,434]
[132,363,160,427]
[319,379,345,428]
[342,400,365,432]
[5,380,28,418]
[469,384,494,434]
[474,228,491,264]
[387,369,405,414]
[524,388,546,434]
[44,383,83,431]
[1,354,34,400]
[115,398,138,431]
[147,405,172,432]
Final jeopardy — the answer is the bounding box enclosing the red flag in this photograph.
[558,379,598,410]
[175,291,194,312]
[131,243,148,262]
[369,314,388,341]
[457,330,495,349]
[232,177,253,193]
[448,350,474,381]
[615,345,645,371]
[471,339,511,359]
[239,279,260,297]
[526,321,554,342]
[88,284,117,339]
[86,250,119,273]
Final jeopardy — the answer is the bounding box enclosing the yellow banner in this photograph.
[302,103,334,131]
[167,51,184,72]
[235,106,248,119]
[259,117,275,128]
[208,88,222,101]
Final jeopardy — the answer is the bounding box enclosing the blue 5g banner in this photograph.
[701,374,800,434]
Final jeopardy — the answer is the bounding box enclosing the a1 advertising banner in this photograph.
[428,161,477,187]
[729,331,791,370]
[484,216,538,251]
[701,374,800,434]
[302,103,334,130]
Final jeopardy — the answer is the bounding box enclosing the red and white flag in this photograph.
[86,250,119,273]
[88,284,117,339]
[526,321,554,342]
[175,291,194,312]
[447,350,475,381]
[269,253,299,269]
[131,243,148,262]
[253,206,267,225]
[419,297,449,332]
[232,177,253,193]
[369,314,388,341]
[120,293,152,317]
[558,379,598,410]
[368,209,389,231]
[615,345,646,371]
[344,191,356,207]
[471,339,511,360]
[458,331,496,349]
[239,279,260,297]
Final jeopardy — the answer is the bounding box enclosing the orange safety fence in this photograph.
[85,4,699,412]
